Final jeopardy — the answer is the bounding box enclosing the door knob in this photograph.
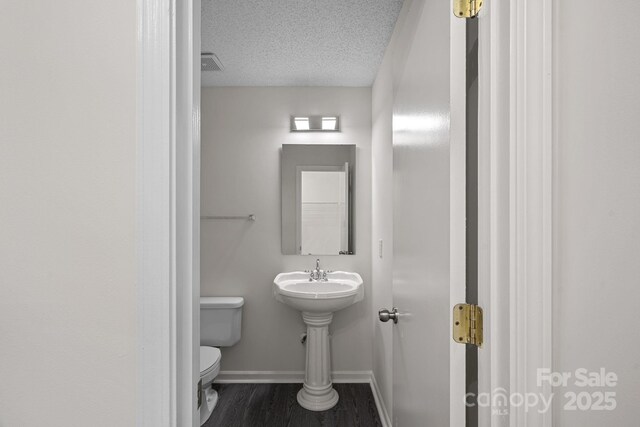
[378,307,399,324]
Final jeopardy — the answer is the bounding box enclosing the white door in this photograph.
[390,2,467,426]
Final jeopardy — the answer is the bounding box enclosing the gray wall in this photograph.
[0,1,136,425]
[553,0,640,424]
[201,87,372,373]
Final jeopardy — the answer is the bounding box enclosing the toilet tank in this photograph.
[200,297,244,347]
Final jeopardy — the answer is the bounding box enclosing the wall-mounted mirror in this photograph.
[281,144,356,255]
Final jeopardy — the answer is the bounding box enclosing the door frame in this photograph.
[135,0,553,424]
[450,8,467,427]
[136,0,200,426]
[477,0,554,426]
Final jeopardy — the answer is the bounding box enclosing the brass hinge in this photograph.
[453,0,484,18]
[197,379,203,409]
[453,303,484,347]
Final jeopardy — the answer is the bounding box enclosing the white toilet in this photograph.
[199,296,244,426]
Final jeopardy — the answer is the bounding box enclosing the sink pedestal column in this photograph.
[297,312,339,411]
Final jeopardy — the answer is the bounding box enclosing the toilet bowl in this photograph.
[199,296,244,426]
[199,346,221,426]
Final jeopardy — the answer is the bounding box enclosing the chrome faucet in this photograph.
[309,259,329,281]
[310,259,321,281]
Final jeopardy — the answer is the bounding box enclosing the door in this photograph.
[389,1,469,426]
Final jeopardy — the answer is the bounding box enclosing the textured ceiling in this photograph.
[201,0,404,87]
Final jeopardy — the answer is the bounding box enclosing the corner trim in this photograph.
[477,0,514,424]
[509,0,554,426]
[136,0,175,425]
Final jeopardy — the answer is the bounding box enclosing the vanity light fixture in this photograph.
[291,115,340,132]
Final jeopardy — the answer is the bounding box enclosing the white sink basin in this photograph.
[273,270,364,412]
[273,271,364,313]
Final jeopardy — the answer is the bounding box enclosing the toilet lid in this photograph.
[200,346,221,374]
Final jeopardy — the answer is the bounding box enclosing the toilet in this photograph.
[199,296,244,426]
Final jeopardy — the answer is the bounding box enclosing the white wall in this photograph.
[371,0,425,415]
[0,2,136,426]
[201,87,372,373]
[553,0,640,424]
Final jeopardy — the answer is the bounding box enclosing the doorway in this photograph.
[136,0,555,426]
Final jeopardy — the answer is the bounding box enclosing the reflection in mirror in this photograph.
[281,144,356,255]
[299,167,348,255]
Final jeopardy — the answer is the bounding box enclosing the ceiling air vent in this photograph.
[201,53,223,72]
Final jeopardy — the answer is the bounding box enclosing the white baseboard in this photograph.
[215,370,304,383]
[333,370,372,383]
[370,372,392,427]
[215,370,392,427]
[215,370,371,384]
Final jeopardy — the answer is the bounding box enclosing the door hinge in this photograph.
[453,303,484,347]
[197,379,203,409]
[453,0,484,18]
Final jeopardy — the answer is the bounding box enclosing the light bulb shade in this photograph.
[293,117,310,131]
[321,117,338,130]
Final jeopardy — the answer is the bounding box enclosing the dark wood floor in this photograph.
[203,383,382,427]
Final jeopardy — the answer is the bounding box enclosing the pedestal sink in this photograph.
[273,271,364,411]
